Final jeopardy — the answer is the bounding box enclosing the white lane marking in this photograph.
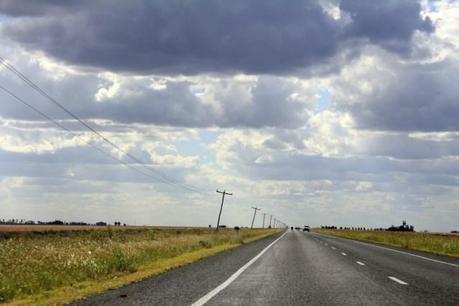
[324,243,328,246]
[341,252,347,256]
[331,246,336,250]
[191,231,287,306]
[356,261,365,266]
[312,233,459,268]
[388,276,408,285]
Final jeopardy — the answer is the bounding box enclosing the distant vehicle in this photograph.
[291,227,293,230]
[303,226,310,232]
[295,227,300,230]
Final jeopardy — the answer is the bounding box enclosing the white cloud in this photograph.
[0,1,458,231]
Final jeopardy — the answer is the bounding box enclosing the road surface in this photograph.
[73,230,459,305]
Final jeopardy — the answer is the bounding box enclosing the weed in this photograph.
[0,227,280,303]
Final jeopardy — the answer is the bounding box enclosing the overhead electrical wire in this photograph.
[0,57,202,193]
[0,83,184,187]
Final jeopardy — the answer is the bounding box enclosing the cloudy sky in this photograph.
[0,0,458,231]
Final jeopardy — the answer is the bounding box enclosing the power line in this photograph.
[0,84,184,185]
[0,57,201,193]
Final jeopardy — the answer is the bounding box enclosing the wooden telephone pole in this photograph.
[216,189,232,230]
[251,207,261,229]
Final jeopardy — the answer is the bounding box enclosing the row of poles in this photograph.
[216,189,286,230]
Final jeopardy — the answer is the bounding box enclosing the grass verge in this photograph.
[313,229,459,258]
[1,227,281,305]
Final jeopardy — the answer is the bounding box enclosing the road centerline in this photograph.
[190,231,287,306]
[356,261,365,266]
[313,233,459,268]
[388,276,408,285]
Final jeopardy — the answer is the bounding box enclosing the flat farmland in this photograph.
[0,226,281,305]
[0,224,186,233]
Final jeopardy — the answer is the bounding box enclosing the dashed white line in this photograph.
[341,252,347,256]
[331,246,336,250]
[191,231,287,306]
[356,261,365,266]
[312,232,459,268]
[388,276,408,285]
[324,243,328,246]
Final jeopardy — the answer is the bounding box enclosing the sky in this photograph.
[0,0,458,231]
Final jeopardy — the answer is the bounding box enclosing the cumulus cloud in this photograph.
[332,50,459,132]
[0,0,432,75]
[340,0,433,54]
[1,1,459,231]
[0,55,314,128]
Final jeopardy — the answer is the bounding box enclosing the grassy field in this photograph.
[0,226,281,305]
[313,229,459,258]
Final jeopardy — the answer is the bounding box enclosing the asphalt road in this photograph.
[73,230,459,306]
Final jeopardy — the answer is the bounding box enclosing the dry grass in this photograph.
[0,227,281,305]
[314,229,459,258]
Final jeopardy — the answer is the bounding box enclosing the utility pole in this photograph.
[251,207,261,229]
[269,214,272,228]
[262,213,266,228]
[216,189,232,230]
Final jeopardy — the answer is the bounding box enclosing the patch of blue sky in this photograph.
[173,130,219,164]
[425,1,438,13]
[315,89,331,113]
[0,15,10,22]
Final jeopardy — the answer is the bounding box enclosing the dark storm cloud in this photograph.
[0,0,432,74]
[340,0,433,54]
[0,62,308,128]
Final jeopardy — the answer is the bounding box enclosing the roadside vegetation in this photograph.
[314,229,459,258]
[0,226,281,305]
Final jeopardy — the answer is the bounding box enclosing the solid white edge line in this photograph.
[313,233,459,268]
[356,261,365,266]
[191,231,287,306]
[388,276,408,285]
[341,252,347,256]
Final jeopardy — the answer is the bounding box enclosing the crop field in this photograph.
[0,226,281,305]
[313,229,459,258]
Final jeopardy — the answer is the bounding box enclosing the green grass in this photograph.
[0,227,281,305]
[313,229,459,258]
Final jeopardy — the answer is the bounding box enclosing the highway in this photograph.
[74,230,459,305]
